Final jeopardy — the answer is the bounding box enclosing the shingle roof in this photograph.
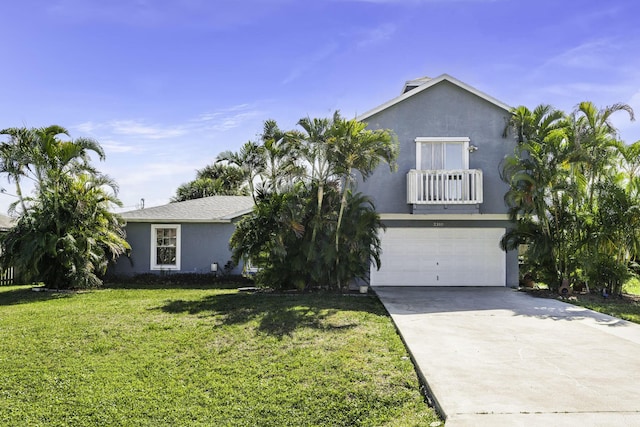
[120,196,254,223]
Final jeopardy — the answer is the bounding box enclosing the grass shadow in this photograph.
[104,273,253,290]
[0,286,75,306]
[156,292,384,338]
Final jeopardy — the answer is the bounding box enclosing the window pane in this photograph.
[156,247,176,265]
[420,143,445,169]
[445,144,463,169]
[433,143,444,169]
[156,228,177,248]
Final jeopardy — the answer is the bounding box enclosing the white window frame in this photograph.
[150,224,181,270]
[415,137,470,170]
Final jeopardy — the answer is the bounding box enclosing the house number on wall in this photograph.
[432,222,445,227]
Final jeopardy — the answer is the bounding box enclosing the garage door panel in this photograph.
[371,227,506,287]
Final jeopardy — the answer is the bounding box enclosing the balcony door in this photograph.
[415,137,470,201]
[415,137,469,170]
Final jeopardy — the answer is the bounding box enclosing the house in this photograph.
[357,74,519,287]
[110,195,254,276]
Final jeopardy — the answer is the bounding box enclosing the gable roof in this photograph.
[358,73,512,121]
[120,195,254,223]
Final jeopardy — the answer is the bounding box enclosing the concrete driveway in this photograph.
[373,287,640,427]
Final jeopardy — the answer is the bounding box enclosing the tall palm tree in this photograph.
[0,127,36,213]
[0,172,129,289]
[503,104,566,144]
[259,119,302,193]
[0,125,127,289]
[217,141,265,203]
[295,114,334,252]
[0,125,105,214]
[617,140,640,197]
[171,163,248,202]
[501,105,577,287]
[328,115,397,257]
[569,101,635,211]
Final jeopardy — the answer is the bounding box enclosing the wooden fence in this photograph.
[0,266,14,286]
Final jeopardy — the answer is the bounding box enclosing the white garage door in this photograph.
[371,227,506,287]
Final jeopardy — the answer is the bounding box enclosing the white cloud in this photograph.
[101,139,140,154]
[192,104,263,132]
[109,120,188,140]
[538,82,630,99]
[282,42,340,85]
[542,39,617,70]
[105,159,204,210]
[356,23,397,48]
[71,103,264,145]
[71,121,99,133]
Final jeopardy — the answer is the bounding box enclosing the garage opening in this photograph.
[370,227,506,287]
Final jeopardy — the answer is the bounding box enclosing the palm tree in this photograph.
[295,114,335,254]
[228,113,397,290]
[617,140,640,197]
[0,172,129,289]
[171,163,248,202]
[0,125,105,213]
[569,101,635,211]
[258,119,303,193]
[0,127,36,213]
[502,104,566,144]
[217,141,265,203]
[501,105,577,288]
[333,190,385,286]
[502,102,637,290]
[328,115,397,273]
[0,125,128,289]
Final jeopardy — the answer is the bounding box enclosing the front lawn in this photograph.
[0,285,438,426]
[569,292,640,324]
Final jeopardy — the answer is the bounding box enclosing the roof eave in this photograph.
[122,218,234,224]
[357,74,512,122]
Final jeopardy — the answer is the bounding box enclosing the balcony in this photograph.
[407,169,483,205]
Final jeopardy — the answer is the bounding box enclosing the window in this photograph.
[415,137,470,170]
[151,225,181,270]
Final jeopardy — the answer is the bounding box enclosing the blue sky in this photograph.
[1,0,639,213]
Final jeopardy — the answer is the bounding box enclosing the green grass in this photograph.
[571,277,640,323]
[573,298,640,324]
[568,286,640,324]
[0,285,438,426]
[623,277,640,295]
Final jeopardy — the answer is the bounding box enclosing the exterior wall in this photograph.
[110,221,242,276]
[358,80,514,215]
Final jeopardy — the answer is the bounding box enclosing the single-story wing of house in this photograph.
[110,195,254,276]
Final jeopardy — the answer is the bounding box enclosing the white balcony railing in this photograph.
[407,169,483,204]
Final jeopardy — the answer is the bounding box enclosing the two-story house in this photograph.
[357,74,519,287]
